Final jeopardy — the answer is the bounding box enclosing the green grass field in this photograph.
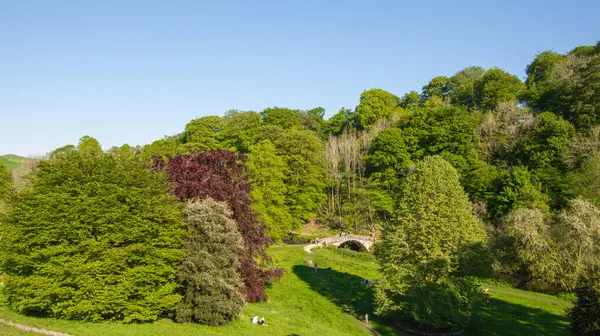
[0,157,19,171]
[0,245,572,336]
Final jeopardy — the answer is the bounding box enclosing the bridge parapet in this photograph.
[315,234,376,251]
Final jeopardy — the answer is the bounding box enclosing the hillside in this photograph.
[0,155,36,188]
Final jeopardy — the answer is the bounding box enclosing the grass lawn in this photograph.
[0,245,572,336]
[0,323,38,335]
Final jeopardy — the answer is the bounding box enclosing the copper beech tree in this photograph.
[153,150,282,302]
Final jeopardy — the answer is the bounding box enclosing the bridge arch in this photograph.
[338,240,368,252]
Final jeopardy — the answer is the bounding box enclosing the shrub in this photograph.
[568,274,600,336]
[0,146,186,322]
[175,199,245,325]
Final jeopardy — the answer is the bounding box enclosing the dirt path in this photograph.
[0,319,70,336]
[304,243,319,253]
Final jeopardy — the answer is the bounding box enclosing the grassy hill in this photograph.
[0,157,19,171]
[0,245,572,336]
[0,155,36,189]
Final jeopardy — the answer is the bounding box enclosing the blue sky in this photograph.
[2,0,599,156]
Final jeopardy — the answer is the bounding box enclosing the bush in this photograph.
[399,277,481,332]
[569,274,600,336]
[175,199,245,325]
[0,147,186,322]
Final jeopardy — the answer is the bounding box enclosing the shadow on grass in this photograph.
[292,265,398,335]
[294,265,569,336]
[466,297,569,336]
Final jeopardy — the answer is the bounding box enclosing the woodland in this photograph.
[0,41,599,335]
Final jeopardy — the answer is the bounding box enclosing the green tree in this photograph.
[494,208,560,288]
[449,66,485,110]
[400,91,421,110]
[474,67,525,110]
[219,110,263,153]
[77,135,102,154]
[421,76,451,103]
[0,147,185,322]
[324,108,354,136]
[274,129,327,227]
[489,166,549,222]
[354,89,400,129]
[524,43,600,129]
[0,161,11,202]
[183,116,223,150]
[554,198,600,287]
[568,273,600,336]
[175,198,244,325]
[568,155,600,207]
[375,156,487,330]
[247,140,293,241]
[141,134,187,161]
[261,107,303,130]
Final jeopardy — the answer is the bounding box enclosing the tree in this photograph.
[449,66,485,110]
[421,76,451,103]
[175,198,244,325]
[375,156,487,330]
[524,43,600,129]
[77,135,102,154]
[1,147,186,322]
[219,110,263,153]
[247,140,293,241]
[488,166,549,222]
[400,91,421,110]
[554,198,600,287]
[474,67,525,110]
[183,116,223,151]
[494,208,559,288]
[568,155,600,207]
[0,161,11,202]
[354,89,400,129]
[274,129,327,227]
[154,150,281,302]
[260,107,302,130]
[568,273,600,336]
[324,108,354,136]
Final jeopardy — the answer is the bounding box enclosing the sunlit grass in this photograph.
[0,245,572,336]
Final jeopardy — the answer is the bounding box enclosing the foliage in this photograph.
[375,156,487,330]
[525,42,600,129]
[449,66,486,110]
[183,116,224,151]
[554,198,600,286]
[273,129,327,228]
[474,67,525,111]
[260,107,302,130]
[247,140,293,242]
[488,166,549,222]
[494,208,559,288]
[0,145,186,322]
[154,150,280,302]
[354,89,400,129]
[175,198,244,325]
[568,273,600,336]
[567,155,600,207]
[0,161,11,202]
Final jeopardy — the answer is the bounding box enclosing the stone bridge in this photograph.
[305,234,376,253]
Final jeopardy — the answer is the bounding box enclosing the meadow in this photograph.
[0,244,572,336]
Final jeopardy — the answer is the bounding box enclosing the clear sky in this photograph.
[2,0,599,156]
